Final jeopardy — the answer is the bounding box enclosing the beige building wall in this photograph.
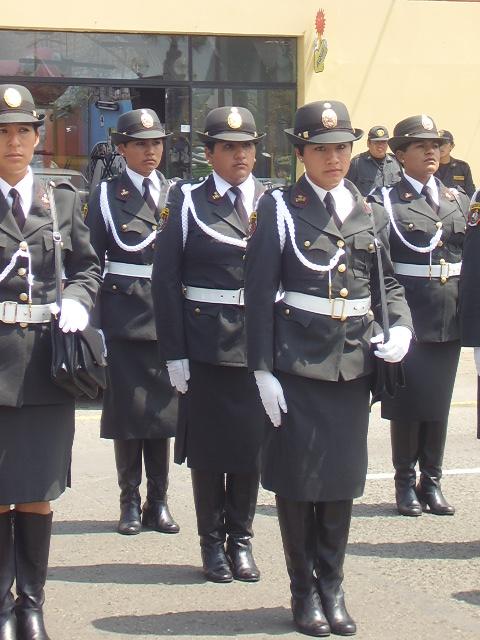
[3,0,479,185]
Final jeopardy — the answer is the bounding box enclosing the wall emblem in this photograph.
[314,9,328,73]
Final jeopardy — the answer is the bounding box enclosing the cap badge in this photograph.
[302,131,309,139]
[227,107,242,130]
[4,87,22,108]
[421,115,434,131]
[323,102,332,109]
[376,128,385,137]
[322,108,337,129]
[141,111,154,129]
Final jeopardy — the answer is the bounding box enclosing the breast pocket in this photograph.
[352,232,376,278]
[115,217,149,241]
[0,233,7,261]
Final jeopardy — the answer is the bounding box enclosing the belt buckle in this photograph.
[2,301,18,324]
[440,262,450,283]
[237,288,245,305]
[331,298,347,321]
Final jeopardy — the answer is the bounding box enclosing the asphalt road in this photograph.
[46,349,480,639]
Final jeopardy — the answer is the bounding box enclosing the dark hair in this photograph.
[294,144,306,156]
[204,141,216,153]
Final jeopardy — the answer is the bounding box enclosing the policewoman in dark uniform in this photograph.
[374,116,469,517]
[245,100,412,637]
[152,107,265,584]
[346,125,402,196]
[435,129,476,198]
[86,109,179,536]
[0,85,100,640]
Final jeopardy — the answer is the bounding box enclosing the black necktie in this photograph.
[230,186,249,227]
[323,191,343,229]
[9,188,25,231]
[142,178,158,220]
[421,185,439,215]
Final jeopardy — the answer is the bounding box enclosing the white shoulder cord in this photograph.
[181,182,247,250]
[0,248,34,302]
[100,181,156,253]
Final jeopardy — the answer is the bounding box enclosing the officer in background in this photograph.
[434,129,476,197]
[346,125,402,195]
[152,107,266,584]
[86,109,179,537]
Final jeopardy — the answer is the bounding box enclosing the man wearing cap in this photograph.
[0,84,101,640]
[152,106,266,584]
[346,125,402,196]
[434,129,476,197]
[372,115,469,519]
[244,100,412,636]
[86,108,180,537]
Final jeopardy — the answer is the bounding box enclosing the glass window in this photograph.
[192,36,296,83]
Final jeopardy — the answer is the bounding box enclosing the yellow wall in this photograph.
[2,0,479,185]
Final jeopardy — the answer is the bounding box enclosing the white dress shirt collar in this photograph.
[403,172,439,205]
[125,166,161,204]
[212,171,255,211]
[304,173,355,223]
[0,166,34,217]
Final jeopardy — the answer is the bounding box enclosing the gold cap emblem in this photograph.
[141,110,154,129]
[322,108,338,129]
[4,87,22,108]
[227,107,242,130]
[376,128,385,137]
[421,115,434,131]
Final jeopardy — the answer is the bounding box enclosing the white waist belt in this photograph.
[184,286,245,305]
[0,301,51,324]
[105,261,153,278]
[283,291,371,319]
[393,262,461,278]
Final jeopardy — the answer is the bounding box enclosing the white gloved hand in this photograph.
[474,347,480,376]
[254,370,287,427]
[166,359,190,394]
[52,298,89,333]
[371,326,412,363]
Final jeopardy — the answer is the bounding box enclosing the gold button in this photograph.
[436,221,443,229]
[340,288,348,298]
[19,292,28,302]
[338,264,346,273]
[19,241,28,251]
[440,276,447,284]
[408,223,414,230]
[17,267,27,277]
[368,243,375,252]
[121,224,128,231]
[439,258,446,265]
[337,239,345,248]
[112,284,117,291]
[194,307,201,315]
[285,308,290,315]
[242,254,245,260]
[437,240,444,247]
[368,309,374,318]
[19,322,28,328]
[304,240,311,248]
[152,224,158,231]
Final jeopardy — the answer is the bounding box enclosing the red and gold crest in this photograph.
[467,203,480,227]
[158,207,170,231]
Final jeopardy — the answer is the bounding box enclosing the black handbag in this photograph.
[48,183,107,399]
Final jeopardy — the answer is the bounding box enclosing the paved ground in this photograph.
[46,349,480,639]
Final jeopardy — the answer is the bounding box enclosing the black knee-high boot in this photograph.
[225,472,260,582]
[276,496,330,638]
[191,469,232,583]
[14,511,52,640]
[141,439,179,533]
[114,439,143,535]
[417,420,455,515]
[0,511,16,640]
[390,420,422,516]
[315,500,356,636]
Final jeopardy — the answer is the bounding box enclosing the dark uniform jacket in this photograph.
[346,151,402,196]
[435,157,476,198]
[245,176,412,382]
[371,176,468,343]
[152,174,265,366]
[0,179,101,407]
[459,189,480,346]
[86,170,171,342]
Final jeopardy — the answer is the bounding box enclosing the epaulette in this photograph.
[51,179,77,192]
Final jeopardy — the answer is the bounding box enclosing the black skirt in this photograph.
[261,372,371,503]
[101,339,178,440]
[381,340,461,421]
[174,361,265,473]
[0,402,75,504]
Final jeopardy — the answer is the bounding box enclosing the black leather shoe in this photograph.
[142,502,180,533]
[226,538,260,582]
[320,589,356,636]
[416,484,455,516]
[118,503,141,535]
[395,487,422,517]
[200,544,233,583]
[292,592,331,637]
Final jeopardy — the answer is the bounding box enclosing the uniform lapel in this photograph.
[291,175,342,240]
[200,174,246,236]
[341,181,375,238]
[394,177,439,223]
[114,172,157,226]
[22,179,52,239]
[0,191,23,242]
[437,182,459,222]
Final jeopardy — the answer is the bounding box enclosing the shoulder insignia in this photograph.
[247,211,257,238]
[467,203,480,227]
[82,203,88,218]
[293,192,308,207]
[363,199,372,215]
[158,207,169,231]
[120,188,129,198]
[401,191,414,201]
[41,192,50,206]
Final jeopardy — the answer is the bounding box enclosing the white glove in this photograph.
[254,370,287,427]
[474,347,480,376]
[371,326,412,363]
[50,298,89,333]
[166,359,190,394]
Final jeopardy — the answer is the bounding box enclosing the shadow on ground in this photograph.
[53,520,117,535]
[348,540,480,560]
[452,590,480,606]
[48,563,204,585]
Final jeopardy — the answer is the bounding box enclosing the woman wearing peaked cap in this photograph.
[152,106,266,584]
[86,109,180,537]
[0,84,101,640]
[375,116,469,518]
[245,100,412,636]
